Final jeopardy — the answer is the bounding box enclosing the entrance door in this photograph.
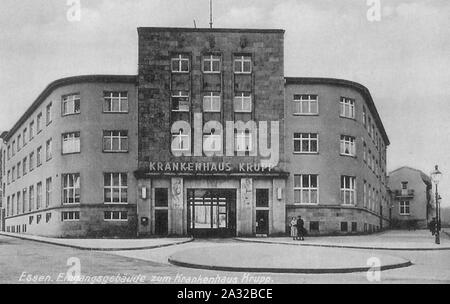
[155,210,168,235]
[256,210,269,235]
[187,189,236,237]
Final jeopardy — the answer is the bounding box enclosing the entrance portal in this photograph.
[187,189,236,237]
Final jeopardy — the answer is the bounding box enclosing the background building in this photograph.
[2,75,138,237]
[0,131,8,231]
[284,78,390,235]
[388,166,433,229]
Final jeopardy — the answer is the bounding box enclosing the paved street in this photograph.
[1,231,450,284]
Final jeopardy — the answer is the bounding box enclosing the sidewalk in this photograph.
[0,232,193,251]
[236,230,450,251]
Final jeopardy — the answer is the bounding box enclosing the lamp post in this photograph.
[431,165,443,244]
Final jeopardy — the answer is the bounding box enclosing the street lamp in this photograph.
[431,165,443,244]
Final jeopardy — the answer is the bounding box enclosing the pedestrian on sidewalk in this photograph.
[290,217,297,240]
[296,216,305,241]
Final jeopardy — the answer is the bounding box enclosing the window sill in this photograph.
[103,151,129,154]
[102,111,129,114]
[62,152,81,155]
[340,115,356,121]
[340,154,356,158]
[293,152,319,155]
[104,202,128,205]
[62,113,81,117]
[293,113,319,116]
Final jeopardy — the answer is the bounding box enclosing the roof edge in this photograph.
[285,77,390,146]
[137,27,285,34]
[5,75,138,141]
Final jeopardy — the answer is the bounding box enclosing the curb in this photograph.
[0,232,194,251]
[168,257,413,274]
[234,238,450,251]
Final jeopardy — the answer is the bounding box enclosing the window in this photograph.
[341,176,356,205]
[294,133,318,153]
[62,132,80,154]
[203,55,221,73]
[103,131,128,152]
[399,201,410,215]
[368,117,372,137]
[294,174,319,204]
[37,214,42,224]
[36,182,42,210]
[233,92,252,112]
[17,135,21,151]
[7,170,10,184]
[22,157,27,176]
[171,54,189,73]
[22,189,27,215]
[352,222,357,232]
[46,213,51,223]
[62,94,81,116]
[203,92,221,112]
[363,106,367,127]
[7,145,10,160]
[36,146,42,167]
[29,185,34,211]
[310,221,319,232]
[11,195,15,215]
[171,91,190,112]
[363,140,367,162]
[46,139,52,161]
[23,128,27,146]
[171,129,190,152]
[62,173,80,204]
[340,135,356,156]
[12,140,15,156]
[16,192,21,214]
[104,211,128,221]
[46,177,52,208]
[37,113,43,133]
[104,173,128,204]
[235,130,252,152]
[234,55,252,74]
[104,92,128,113]
[341,222,348,232]
[363,180,367,208]
[29,121,35,140]
[401,182,408,190]
[46,103,52,125]
[203,129,222,153]
[17,162,21,179]
[11,166,15,182]
[155,188,169,207]
[340,97,355,119]
[293,94,318,115]
[256,189,269,208]
[62,211,80,222]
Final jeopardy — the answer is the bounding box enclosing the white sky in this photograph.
[0,0,449,205]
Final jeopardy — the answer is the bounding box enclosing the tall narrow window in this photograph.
[341,176,356,205]
[46,177,52,208]
[235,130,252,152]
[104,173,128,204]
[62,173,80,204]
[46,103,52,125]
[203,92,221,112]
[171,91,190,112]
[340,135,356,156]
[234,55,252,74]
[36,146,42,167]
[171,128,190,152]
[62,132,80,154]
[37,113,43,133]
[363,180,367,208]
[103,131,128,152]
[29,185,34,211]
[22,188,27,215]
[30,121,35,140]
[22,157,27,176]
[171,54,189,73]
[23,128,27,146]
[17,135,21,151]
[103,92,128,113]
[203,55,221,73]
[362,106,367,127]
[17,162,21,179]
[293,133,318,153]
[340,97,355,119]
[62,94,81,116]
[293,94,318,115]
[233,92,252,112]
[17,192,21,214]
[294,174,319,205]
[36,182,42,210]
[46,139,52,161]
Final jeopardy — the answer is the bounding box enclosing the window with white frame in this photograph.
[234,55,252,74]
[103,131,128,152]
[29,121,35,140]
[294,174,319,204]
[62,94,81,116]
[37,113,43,133]
[233,92,252,112]
[203,55,221,73]
[17,135,21,151]
[29,151,35,171]
[29,185,34,211]
[235,130,252,152]
[341,176,356,205]
[203,92,221,112]
[104,211,128,221]
[171,54,190,73]
[293,94,318,115]
[62,173,80,204]
[104,173,128,204]
[340,97,355,119]
[62,132,80,154]
[36,146,42,167]
[22,188,27,214]
[171,91,190,112]
[340,135,356,156]
[46,177,52,208]
[11,166,15,182]
[104,92,128,113]
[17,162,21,179]
[171,129,190,152]
[36,182,42,210]
[294,133,318,153]
[22,157,27,176]
[62,211,80,222]
[46,139,52,161]
[399,201,410,215]
[46,103,52,125]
